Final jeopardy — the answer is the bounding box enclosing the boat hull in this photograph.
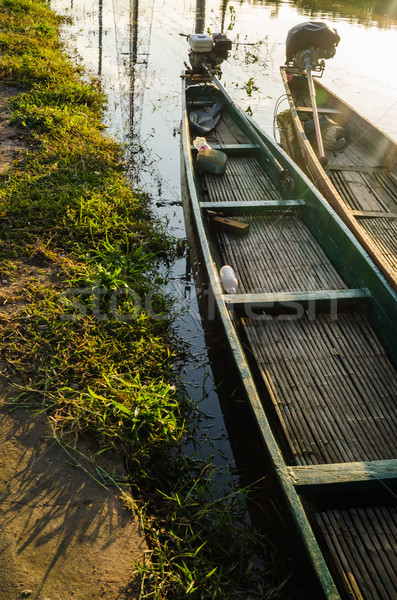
[279,66,397,292]
[181,70,397,600]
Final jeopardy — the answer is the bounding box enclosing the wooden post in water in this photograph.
[195,0,206,33]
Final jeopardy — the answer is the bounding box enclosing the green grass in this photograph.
[134,470,271,599]
[0,0,278,597]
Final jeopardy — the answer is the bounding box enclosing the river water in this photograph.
[50,0,397,571]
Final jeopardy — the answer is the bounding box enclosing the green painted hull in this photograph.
[181,71,397,600]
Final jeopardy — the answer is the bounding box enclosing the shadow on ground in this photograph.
[0,379,146,600]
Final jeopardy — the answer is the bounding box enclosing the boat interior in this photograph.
[185,79,397,600]
[283,67,397,286]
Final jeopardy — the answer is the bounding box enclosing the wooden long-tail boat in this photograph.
[181,66,397,600]
[279,65,397,293]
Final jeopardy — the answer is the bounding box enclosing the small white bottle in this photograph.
[219,265,238,294]
[193,137,211,152]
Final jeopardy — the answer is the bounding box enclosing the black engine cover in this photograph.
[286,21,340,62]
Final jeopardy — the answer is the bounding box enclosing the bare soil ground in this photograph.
[0,87,146,600]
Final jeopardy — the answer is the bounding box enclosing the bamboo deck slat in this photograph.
[316,507,397,600]
[241,312,397,466]
[203,155,281,203]
[216,213,347,294]
[186,75,397,600]
[203,114,281,203]
[358,216,397,274]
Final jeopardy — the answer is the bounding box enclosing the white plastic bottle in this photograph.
[193,137,211,152]
[219,265,238,294]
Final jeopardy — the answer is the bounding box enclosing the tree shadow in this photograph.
[0,388,144,600]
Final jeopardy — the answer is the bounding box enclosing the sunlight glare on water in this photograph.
[52,0,397,146]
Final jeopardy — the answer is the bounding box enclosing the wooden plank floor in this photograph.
[216,213,347,294]
[241,312,397,465]
[206,112,251,146]
[328,168,397,281]
[300,105,397,283]
[316,506,397,599]
[328,168,397,214]
[328,139,384,170]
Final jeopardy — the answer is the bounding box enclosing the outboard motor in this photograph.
[286,21,340,71]
[284,22,340,165]
[188,33,232,75]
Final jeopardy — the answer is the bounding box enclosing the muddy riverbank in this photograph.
[0,384,145,600]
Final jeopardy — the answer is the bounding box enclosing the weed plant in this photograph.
[0,0,276,597]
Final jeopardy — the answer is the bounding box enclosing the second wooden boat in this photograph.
[279,65,397,292]
[181,56,397,600]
